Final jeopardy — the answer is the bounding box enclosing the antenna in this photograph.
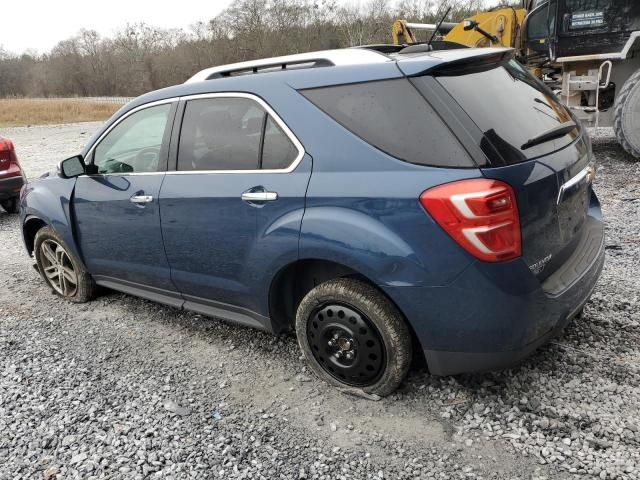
[427,6,453,50]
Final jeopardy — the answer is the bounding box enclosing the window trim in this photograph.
[85,98,177,176]
[172,92,305,175]
[84,93,305,176]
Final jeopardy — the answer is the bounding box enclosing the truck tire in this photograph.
[614,67,640,160]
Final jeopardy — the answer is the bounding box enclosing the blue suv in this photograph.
[20,45,604,396]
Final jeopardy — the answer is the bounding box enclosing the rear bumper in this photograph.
[0,175,25,200]
[422,254,601,375]
[383,194,605,376]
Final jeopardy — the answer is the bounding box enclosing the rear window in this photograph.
[300,79,474,168]
[435,59,579,164]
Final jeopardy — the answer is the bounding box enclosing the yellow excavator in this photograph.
[392,7,527,50]
[392,1,640,160]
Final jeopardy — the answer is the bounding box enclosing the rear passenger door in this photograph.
[159,94,309,321]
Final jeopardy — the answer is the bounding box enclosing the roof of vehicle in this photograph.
[124,46,512,107]
[185,48,391,83]
[185,46,512,83]
[81,45,513,158]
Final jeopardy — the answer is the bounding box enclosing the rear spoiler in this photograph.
[395,48,514,77]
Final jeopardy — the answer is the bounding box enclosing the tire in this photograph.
[614,67,640,160]
[34,226,95,303]
[0,198,18,214]
[295,278,412,397]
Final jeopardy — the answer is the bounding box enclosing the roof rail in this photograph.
[185,48,389,84]
[358,44,407,54]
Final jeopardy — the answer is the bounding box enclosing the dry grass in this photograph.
[0,99,121,127]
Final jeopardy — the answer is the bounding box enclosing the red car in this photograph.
[0,137,25,213]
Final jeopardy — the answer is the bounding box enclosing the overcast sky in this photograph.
[2,0,238,54]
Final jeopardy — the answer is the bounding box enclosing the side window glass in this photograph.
[301,79,472,167]
[94,104,171,174]
[261,116,298,170]
[527,2,550,40]
[178,98,264,171]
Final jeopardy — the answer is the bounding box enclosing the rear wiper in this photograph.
[521,121,578,150]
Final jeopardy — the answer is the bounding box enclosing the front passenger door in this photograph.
[73,102,179,301]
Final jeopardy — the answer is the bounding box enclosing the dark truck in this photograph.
[524,0,640,158]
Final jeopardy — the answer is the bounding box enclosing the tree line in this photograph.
[0,0,493,98]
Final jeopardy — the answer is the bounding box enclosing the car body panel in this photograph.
[159,170,259,307]
[19,176,83,262]
[159,156,313,318]
[299,167,483,287]
[73,173,174,291]
[250,155,314,314]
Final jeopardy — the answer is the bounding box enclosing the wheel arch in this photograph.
[22,216,48,255]
[20,176,85,264]
[268,257,426,365]
[269,258,361,334]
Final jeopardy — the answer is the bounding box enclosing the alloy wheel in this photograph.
[39,239,78,297]
[307,303,385,386]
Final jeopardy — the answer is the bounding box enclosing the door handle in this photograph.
[241,191,278,202]
[130,195,154,204]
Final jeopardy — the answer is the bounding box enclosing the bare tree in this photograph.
[0,0,498,98]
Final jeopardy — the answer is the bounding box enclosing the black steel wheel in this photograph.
[307,303,385,386]
[34,226,96,303]
[296,278,412,397]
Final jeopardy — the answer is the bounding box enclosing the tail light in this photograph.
[0,138,21,178]
[419,178,521,262]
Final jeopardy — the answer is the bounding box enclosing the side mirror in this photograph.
[58,155,86,178]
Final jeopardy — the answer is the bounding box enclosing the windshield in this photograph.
[435,59,580,164]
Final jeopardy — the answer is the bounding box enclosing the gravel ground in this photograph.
[0,123,638,480]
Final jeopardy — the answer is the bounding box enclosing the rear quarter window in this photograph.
[300,79,474,168]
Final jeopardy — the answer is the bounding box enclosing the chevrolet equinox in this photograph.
[20,45,605,396]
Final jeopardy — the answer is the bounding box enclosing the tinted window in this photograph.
[301,79,473,168]
[436,59,578,164]
[262,116,298,170]
[94,104,171,174]
[179,98,264,171]
[527,2,550,40]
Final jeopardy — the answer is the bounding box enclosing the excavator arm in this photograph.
[392,8,527,50]
[444,8,527,49]
[391,19,457,45]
